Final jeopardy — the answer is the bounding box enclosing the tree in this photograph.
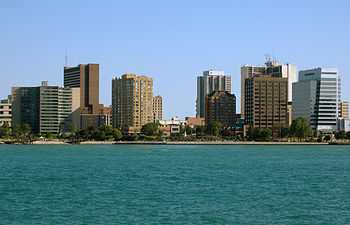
[141,123,160,136]
[112,128,123,141]
[347,132,350,140]
[206,121,222,137]
[323,135,331,142]
[247,127,272,141]
[281,127,290,139]
[12,124,33,144]
[335,131,347,140]
[0,122,11,139]
[290,117,313,141]
[195,126,206,137]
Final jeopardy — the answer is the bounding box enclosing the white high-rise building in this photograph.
[196,70,231,118]
[293,68,341,133]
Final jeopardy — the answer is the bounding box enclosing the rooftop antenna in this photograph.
[264,54,272,66]
[65,49,68,67]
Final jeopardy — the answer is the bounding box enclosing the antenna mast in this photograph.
[65,49,68,67]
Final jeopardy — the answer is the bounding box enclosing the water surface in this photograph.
[1,145,350,225]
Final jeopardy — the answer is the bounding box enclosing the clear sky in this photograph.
[1,0,349,119]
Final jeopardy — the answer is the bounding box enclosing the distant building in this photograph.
[340,101,349,119]
[12,81,75,134]
[112,74,153,133]
[64,64,100,114]
[293,68,341,133]
[205,91,236,128]
[185,117,205,128]
[0,96,12,127]
[99,105,112,127]
[244,76,289,136]
[152,96,163,122]
[241,59,297,118]
[196,70,231,118]
[338,118,350,132]
[159,117,186,136]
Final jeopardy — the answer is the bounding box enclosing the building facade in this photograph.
[340,101,349,119]
[12,82,75,134]
[64,64,100,114]
[244,76,289,136]
[12,87,40,133]
[152,95,163,122]
[196,70,231,118]
[0,96,12,127]
[241,59,297,118]
[112,74,153,133]
[293,68,341,133]
[205,91,236,128]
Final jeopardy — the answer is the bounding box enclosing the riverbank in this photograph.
[2,140,349,145]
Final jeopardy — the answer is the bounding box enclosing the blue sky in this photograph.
[1,0,349,118]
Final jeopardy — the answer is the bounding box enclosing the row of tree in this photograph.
[1,117,349,143]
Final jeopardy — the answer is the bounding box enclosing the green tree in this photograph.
[112,128,123,141]
[323,135,331,142]
[0,122,11,139]
[141,123,160,136]
[290,117,313,141]
[281,127,290,139]
[206,121,222,137]
[12,124,33,144]
[247,127,272,141]
[195,126,206,137]
[347,132,350,140]
[335,131,347,140]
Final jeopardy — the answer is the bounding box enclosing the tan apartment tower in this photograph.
[112,74,153,133]
[340,101,349,119]
[153,96,163,122]
[244,76,289,137]
[64,64,100,114]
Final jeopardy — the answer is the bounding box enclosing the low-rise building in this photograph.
[159,117,186,136]
[0,96,12,127]
[185,117,205,128]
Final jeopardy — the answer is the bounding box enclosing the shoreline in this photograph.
[1,140,347,145]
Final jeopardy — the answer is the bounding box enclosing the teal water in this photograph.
[1,145,350,225]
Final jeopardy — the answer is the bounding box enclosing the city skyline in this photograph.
[1,0,350,119]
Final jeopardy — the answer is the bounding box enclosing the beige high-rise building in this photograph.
[340,101,349,119]
[153,96,163,122]
[112,74,153,133]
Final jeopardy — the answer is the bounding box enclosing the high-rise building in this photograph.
[12,82,76,134]
[152,96,163,122]
[205,91,236,128]
[293,68,341,133]
[0,96,12,127]
[196,70,231,118]
[241,59,297,118]
[340,101,349,119]
[64,64,100,114]
[12,87,40,133]
[112,74,153,133]
[244,76,289,136]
